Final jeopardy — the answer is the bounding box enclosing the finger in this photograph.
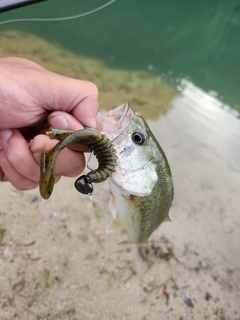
[71,83,99,129]
[0,150,39,190]
[0,129,64,191]
[48,111,85,131]
[0,151,61,190]
[45,76,100,129]
[0,57,45,71]
[49,111,103,131]
[0,129,40,183]
[30,134,86,177]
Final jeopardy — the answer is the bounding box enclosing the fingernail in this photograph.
[90,120,97,129]
[85,117,97,129]
[0,129,13,149]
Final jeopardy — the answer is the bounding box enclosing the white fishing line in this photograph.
[88,193,101,203]
[0,0,117,25]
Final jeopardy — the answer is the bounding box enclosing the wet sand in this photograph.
[0,31,240,320]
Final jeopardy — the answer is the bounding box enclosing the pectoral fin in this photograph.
[106,219,123,234]
[109,193,117,219]
[163,215,171,222]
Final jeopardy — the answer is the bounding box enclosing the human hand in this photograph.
[0,57,101,191]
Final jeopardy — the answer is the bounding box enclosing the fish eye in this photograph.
[132,132,145,145]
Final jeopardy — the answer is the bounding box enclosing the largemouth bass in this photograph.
[103,102,174,243]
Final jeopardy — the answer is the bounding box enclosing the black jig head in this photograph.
[74,175,94,195]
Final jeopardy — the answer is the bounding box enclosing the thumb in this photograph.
[44,74,100,129]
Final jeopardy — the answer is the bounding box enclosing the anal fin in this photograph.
[106,219,123,234]
[109,193,117,219]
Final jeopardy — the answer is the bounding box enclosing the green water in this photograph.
[0,0,240,111]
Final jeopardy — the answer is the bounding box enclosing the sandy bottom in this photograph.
[0,31,240,320]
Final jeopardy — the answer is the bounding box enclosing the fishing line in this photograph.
[88,194,101,203]
[0,0,117,25]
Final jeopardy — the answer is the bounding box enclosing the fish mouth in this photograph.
[102,102,133,140]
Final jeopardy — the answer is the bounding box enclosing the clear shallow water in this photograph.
[0,0,240,111]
